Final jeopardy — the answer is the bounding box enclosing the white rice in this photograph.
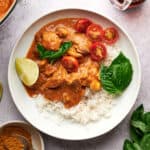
[36,45,120,124]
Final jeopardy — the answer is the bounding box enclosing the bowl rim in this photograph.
[0,120,45,150]
[0,0,17,25]
[8,8,141,141]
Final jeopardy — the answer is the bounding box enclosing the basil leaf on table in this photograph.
[123,139,135,150]
[130,126,142,144]
[141,134,150,150]
[131,105,144,121]
[131,120,148,133]
[37,41,72,62]
[123,105,150,150]
[123,139,141,150]
[142,112,150,125]
[100,52,133,95]
[133,143,142,150]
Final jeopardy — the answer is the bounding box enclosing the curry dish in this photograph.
[25,18,119,108]
[15,17,134,123]
[0,0,14,19]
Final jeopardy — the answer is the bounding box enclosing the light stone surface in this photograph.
[0,0,150,149]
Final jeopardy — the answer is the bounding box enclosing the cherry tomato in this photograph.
[61,56,79,72]
[75,18,92,33]
[90,42,107,62]
[86,24,104,41]
[103,27,119,45]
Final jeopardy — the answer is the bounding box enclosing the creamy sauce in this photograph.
[25,18,100,108]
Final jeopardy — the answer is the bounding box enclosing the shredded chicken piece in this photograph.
[41,31,62,50]
[70,33,91,54]
[56,27,68,38]
[41,64,67,90]
[44,64,57,76]
[67,45,83,58]
[66,57,100,89]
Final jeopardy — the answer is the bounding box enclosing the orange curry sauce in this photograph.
[0,0,14,19]
[25,18,100,108]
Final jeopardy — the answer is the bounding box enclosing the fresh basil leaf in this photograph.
[37,44,44,58]
[143,112,150,125]
[123,105,150,150]
[130,126,142,144]
[37,41,72,62]
[110,62,132,91]
[49,41,72,60]
[37,44,54,59]
[141,134,150,150]
[131,120,147,133]
[131,105,144,121]
[123,139,135,150]
[100,52,133,95]
[133,143,142,150]
[111,52,131,65]
[123,139,140,150]
[100,65,121,94]
[135,128,144,137]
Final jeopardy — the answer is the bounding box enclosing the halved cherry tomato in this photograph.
[75,18,92,33]
[61,56,79,72]
[86,24,104,41]
[103,27,119,45]
[90,42,107,62]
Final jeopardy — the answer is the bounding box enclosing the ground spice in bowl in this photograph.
[0,125,32,150]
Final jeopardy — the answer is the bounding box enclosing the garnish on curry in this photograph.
[15,18,133,108]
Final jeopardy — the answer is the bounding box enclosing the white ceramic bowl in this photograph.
[0,120,45,150]
[8,9,141,140]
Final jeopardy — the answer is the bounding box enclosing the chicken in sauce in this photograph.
[25,18,109,108]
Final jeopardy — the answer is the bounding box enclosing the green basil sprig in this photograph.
[123,105,150,150]
[37,41,72,62]
[100,52,133,95]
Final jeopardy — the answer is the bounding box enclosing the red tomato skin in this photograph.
[61,56,79,72]
[75,18,92,33]
[103,27,119,45]
[90,42,107,62]
[86,24,104,41]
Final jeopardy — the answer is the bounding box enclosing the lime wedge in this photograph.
[0,82,3,101]
[15,58,39,86]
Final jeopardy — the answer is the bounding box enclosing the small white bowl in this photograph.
[0,120,45,150]
[0,0,17,25]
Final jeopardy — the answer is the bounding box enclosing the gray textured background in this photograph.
[0,0,150,149]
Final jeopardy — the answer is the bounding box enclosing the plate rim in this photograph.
[8,8,141,141]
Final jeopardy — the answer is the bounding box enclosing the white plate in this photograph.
[8,9,141,140]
